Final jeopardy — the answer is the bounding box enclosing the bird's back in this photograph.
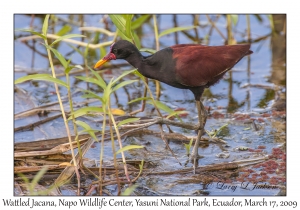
[171,44,252,87]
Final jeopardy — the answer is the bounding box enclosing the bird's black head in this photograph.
[111,40,138,59]
[94,40,139,69]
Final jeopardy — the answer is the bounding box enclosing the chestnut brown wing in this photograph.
[172,44,251,87]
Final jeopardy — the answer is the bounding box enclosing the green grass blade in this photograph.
[56,25,72,36]
[112,80,138,92]
[116,145,144,154]
[43,44,68,68]
[125,14,133,37]
[109,15,126,34]
[15,29,46,39]
[116,29,131,42]
[166,110,188,119]
[75,120,98,141]
[50,34,86,47]
[111,69,136,86]
[42,14,50,36]
[132,31,141,49]
[184,139,193,155]
[140,48,157,54]
[132,69,145,80]
[30,166,48,192]
[82,93,104,103]
[65,64,83,75]
[99,46,107,58]
[158,26,197,38]
[14,74,68,87]
[117,118,140,127]
[84,43,90,58]
[147,100,182,121]
[76,75,106,89]
[121,184,138,196]
[132,15,150,29]
[69,106,104,119]
[267,15,275,33]
[128,97,151,104]
[88,66,107,89]
[103,79,114,103]
[81,89,104,103]
[230,15,239,26]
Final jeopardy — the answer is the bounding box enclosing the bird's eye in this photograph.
[113,49,118,54]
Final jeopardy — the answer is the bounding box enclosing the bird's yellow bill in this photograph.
[94,59,108,69]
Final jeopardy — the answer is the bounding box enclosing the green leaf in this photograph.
[102,79,114,103]
[84,43,90,58]
[230,15,239,26]
[30,166,48,190]
[132,69,145,79]
[50,34,85,47]
[65,64,83,75]
[14,74,68,87]
[166,110,188,119]
[139,160,144,172]
[42,14,50,36]
[76,75,106,89]
[267,15,275,33]
[121,184,138,196]
[140,48,157,54]
[112,80,138,92]
[116,145,144,154]
[132,15,150,29]
[56,25,72,36]
[125,14,133,38]
[111,69,136,86]
[75,120,98,141]
[158,26,197,38]
[69,106,104,119]
[147,100,173,113]
[132,31,141,49]
[88,67,107,89]
[117,118,140,127]
[15,29,46,40]
[81,89,104,103]
[116,29,131,42]
[43,44,68,68]
[109,15,126,35]
[147,100,182,121]
[99,46,107,58]
[184,139,193,155]
[128,97,151,104]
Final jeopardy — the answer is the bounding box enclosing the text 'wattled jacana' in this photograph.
[94,40,253,170]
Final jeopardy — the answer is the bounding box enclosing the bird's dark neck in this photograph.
[124,52,157,79]
[123,50,143,69]
[125,48,177,86]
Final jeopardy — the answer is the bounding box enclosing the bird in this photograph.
[94,40,252,170]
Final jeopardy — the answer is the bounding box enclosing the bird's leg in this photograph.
[191,100,205,173]
[200,101,207,128]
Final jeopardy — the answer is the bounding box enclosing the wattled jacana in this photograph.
[94,40,252,169]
